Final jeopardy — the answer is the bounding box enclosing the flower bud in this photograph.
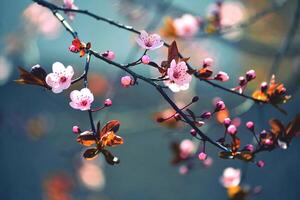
[200,111,212,119]
[174,113,181,121]
[244,144,254,152]
[104,98,112,107]
[215,100,226,111]
[203,57,214,67]
[223,117,231,127]
[101,50,115,60]
[257,160,265,168]
[227,124,237,135]
[246,121,254,131]
[121,76,132,87]
[190,129,197,136]
[260,82,268,92]
[141,55,150,64]
[238,76,247,86]
[214,71,229,82]
[246,69,256,81]
[198,152,207,160]
[72,125,80,134]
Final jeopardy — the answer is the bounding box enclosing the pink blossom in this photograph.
[215,100,226,111]
[63,0,78,20]
[72,125,80,134]
[246,69,256,81]
[136,30,164,50]
[173,14,199,37]
[223,118,231,127]
[23,3,61,38]
[220,167,241,188]
[165,59,192,92]
[102,50,115,61]
[69,88,94,111]
[179,139,195,158]
[198,152,207,161]
[244,144,254,152]
[214,71,229,82]
[246,121,254,130]
[121,76,132,87]
[104,98,112,107]
[257,160,265,168]
[45,62,74,93]
[227,124,237,135]
[141,55,151,64]
[203,57,214,67]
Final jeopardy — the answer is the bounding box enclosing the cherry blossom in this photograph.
[23,3,61,38]
[179,139,195,158]
[45,62,74,93]
[69,88,94,111]
[63,0,78,20]
[220,167,241,188]
[121,76,132,87]
[173,14,199,37]
[165,59,192,92]
[136,30,164,50]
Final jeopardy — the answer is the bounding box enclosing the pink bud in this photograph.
[198,152,207,160]
[223,117,231,127]
[244,144,254,152]
[69,45,78,53]
[200,111,211,119]
[257,160,265,168]
[239,76,247,86]
[121,76,132,87]
[72,125,80,134]
[215,100,226,111]
[141,55,150,64]
[227,124,237,135]
[190,129,197,136]
[214,71,229,82]
[246,69,256,81]
[102,50,115,60]
[246,121,254,131]
[174,113,181,121]
[264,138,273,145]
[260,82,268,92]
[203,57,214,67]
[196,121,205,127]
[104,98,112,107]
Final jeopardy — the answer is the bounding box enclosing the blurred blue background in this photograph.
[0,0,300,199]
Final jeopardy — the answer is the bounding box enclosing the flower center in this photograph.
[173,71,181,79]
[81,100,88,106]
[145,39,153,47]
[60,76,67,83]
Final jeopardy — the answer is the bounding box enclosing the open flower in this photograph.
[70,88,94,111]
[45,62,74,93]
[63,0,78,20]
[173,14,199,37]
[165,59,192,92]
[136,30,164,50]
[220,167,241,188]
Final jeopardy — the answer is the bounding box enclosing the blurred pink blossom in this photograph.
[23,3,61,38]
[63,0,78,20]
[173,14,199,37]
[220,167,241,188]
